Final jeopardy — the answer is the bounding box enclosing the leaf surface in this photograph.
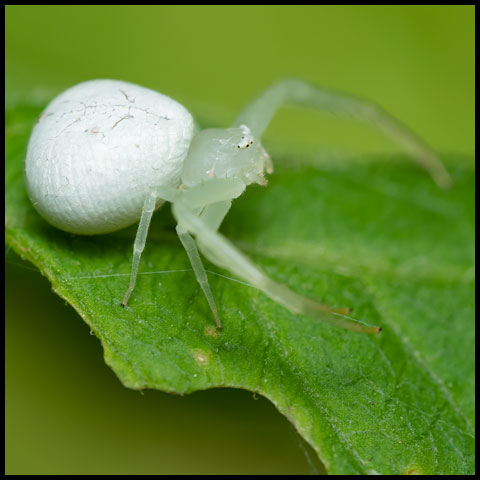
[5,102,475,475]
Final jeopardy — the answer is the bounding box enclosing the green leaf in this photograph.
[5,101,474,475]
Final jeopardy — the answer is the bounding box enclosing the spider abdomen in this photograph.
[25,79,194,235]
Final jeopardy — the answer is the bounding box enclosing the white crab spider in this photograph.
[25,78,451,334]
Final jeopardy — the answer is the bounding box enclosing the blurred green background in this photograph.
[5,5,474,475]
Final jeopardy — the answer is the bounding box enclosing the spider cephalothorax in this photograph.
[182,124,272,188]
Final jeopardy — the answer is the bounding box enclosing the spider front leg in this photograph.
[234,78,451,188]
[173,179,244,327]
[199,200,232,232]
[176,224,221,329]
[172,201,381,334]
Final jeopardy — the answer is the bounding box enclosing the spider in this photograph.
[25,78,451,334]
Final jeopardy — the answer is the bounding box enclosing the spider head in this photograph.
[181,125,273,188]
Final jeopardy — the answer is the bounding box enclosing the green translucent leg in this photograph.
[173,202,381,334]
[234,78,451,188]
[173,179,247,327]
[182,178,245,209]
[199,200,232,231]
[121,192,159,307]
[176,224,222,329]
[121,185,180,307]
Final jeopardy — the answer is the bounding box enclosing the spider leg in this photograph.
[182,178,245,209]
[176,224,221,329]
[173,179,246,326]
[172,201,381,334]
[199,200,232,232]
[121,191,159,307]
[234,78,451,188]
[121,184,187,307]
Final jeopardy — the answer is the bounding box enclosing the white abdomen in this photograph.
[25,79,194,234]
